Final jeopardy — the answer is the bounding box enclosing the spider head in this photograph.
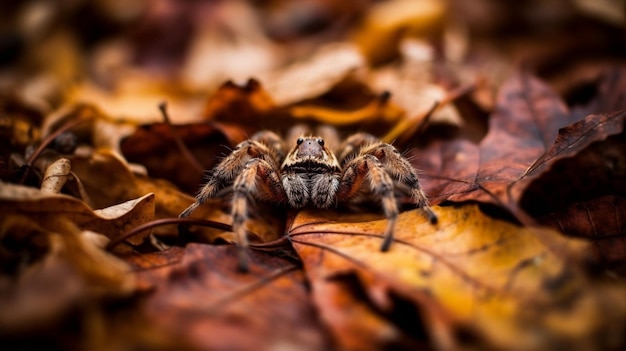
[282,136,340,171]
[295,137,326,158]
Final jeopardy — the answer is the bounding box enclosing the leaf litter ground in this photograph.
[2,1,626,350]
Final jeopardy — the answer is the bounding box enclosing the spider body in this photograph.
[180,126,437,271]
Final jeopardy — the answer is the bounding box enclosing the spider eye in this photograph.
[317,139,324,146]
[296,138,304,145]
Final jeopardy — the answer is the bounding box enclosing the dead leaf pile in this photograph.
[1,1,626,350]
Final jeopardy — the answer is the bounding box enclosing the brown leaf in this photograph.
[418,71,577,206]
[120,121,229,193]
[260,43,365,106]
[289,205,626,350]
[535,195,626,266]
[125,244,330,351]
[40,157,71,194]
[71,148,187,215]
[202,79,278,141]
[289,92,404,129]
[570,67,626,120]
[42,103,137,156]
[0,214,184,351]
[71,148,282,245]
[0,181,155,246]
[417,72,626,264]
[518,111,626,264]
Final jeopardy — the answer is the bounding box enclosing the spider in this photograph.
[179,125,437,272]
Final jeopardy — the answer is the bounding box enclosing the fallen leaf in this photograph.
[125,243,330,351]
[289,92,403,128]
[259,43,365,106]
[0,181,155,246]
[120,121,229,193]
[71,148,282,245]
[41,103,137,156]
[535,195,626,267]
[418,71,577,205]
[517,112,626,264]
[415,73,626,264]
[40,157,71,194]
[353,0,446,65]
[370,39,463,137]
[201,79,278,142]
[289,205,626,350]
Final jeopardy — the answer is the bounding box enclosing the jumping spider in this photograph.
[180,125,437,271]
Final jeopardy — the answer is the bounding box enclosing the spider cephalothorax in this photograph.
[180,125,437,271]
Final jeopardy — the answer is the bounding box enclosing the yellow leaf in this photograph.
[289,205,626,350]
[289,93,403,127]
[354,0,446,65]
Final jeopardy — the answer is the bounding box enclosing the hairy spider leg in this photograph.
[231,158,286,272]
[338,154,399,251]
[336,132,379,163]
[337,137,438,251]
[178,131,286,271]
[360,142,438,226]
[179,132,284,219]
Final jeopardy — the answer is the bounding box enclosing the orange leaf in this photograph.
[125,244,329,351]
[289,205,626,350]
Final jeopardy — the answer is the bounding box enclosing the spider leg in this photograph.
[231,158,286,272]
[179,133,282,218]
[361,143,438,225]
[336,132,378,163]
[338,154,399,252]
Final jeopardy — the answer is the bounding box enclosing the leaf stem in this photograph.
[158,102,205,174]
[19,116,92,184]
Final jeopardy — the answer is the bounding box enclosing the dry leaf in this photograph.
[417,71,576,205]
[125,244,330,351]
[289,205,626,350]
[181,1,279,91]
[259,43,365,106]
[40,157,70,194]
[120,121,229,193]
[354,0,446,65]
[289,92,403,127]
[0,181,155,245]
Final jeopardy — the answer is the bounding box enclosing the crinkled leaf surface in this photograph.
[289,205,626,350]
[418,71,577,206]
[121,121,229,194]
[125,243,330,351]
[0,181,154,243]
[416,72,626,264]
